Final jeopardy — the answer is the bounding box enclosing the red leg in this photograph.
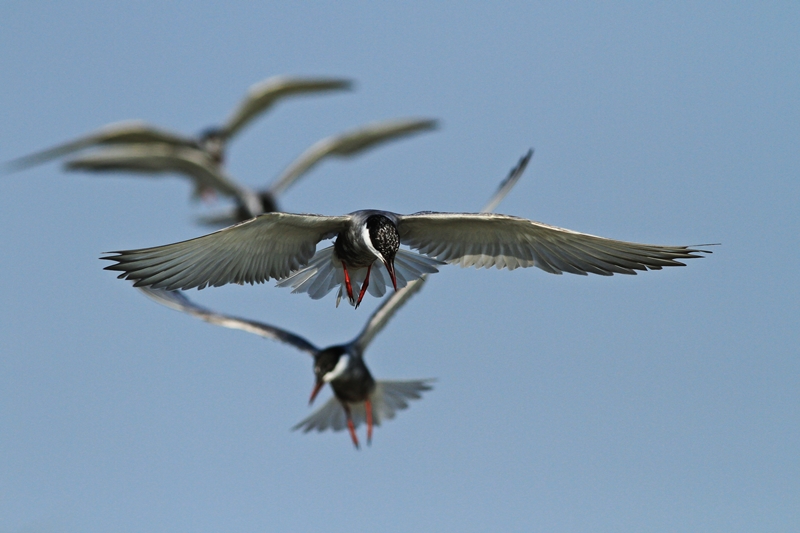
[342,403,359,449]
[341,261,355,305]
[365,399,373,445]
[355,265,372,309]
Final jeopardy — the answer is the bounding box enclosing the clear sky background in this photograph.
[1,3,797,532]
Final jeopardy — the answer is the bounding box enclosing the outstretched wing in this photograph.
[64,144,252,201]
[102,212,350,290]
[220,76,353,139]
[5,120,194,171]
[398,212,711,274]
[139,287,319,356]
[268,117,438,196]
[291,379,434,433]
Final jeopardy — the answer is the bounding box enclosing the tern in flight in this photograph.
[103,150,711,308]
[5,75,352,171]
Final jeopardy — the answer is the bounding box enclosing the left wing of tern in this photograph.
[139,287,319,356]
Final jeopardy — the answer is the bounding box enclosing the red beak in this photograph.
[309,381,325,405]
[383,259,398,291]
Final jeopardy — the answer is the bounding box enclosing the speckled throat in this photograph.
[366,215,400,262]
[333,214,400,268]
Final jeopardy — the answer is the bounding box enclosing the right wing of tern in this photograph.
[5,120,194,171]
[139,287,319,356]
[102,212,350,290]
[268,117,438,196]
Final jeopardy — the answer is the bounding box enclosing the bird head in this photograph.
[310,346,349,404]
[198,127,226,164]
[366,214,400,290]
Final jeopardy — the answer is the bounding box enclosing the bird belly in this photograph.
[333,234,377,269]
[331,371,376,403]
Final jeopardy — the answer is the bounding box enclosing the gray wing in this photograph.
[398,212,710,274]
[102,212,351,290]
[5,120,194,171]
[268,117,439,196]
[139,287,319,356]
[480,149,533,214]
[220,76,353,139]
[350,277,427,355]
[64,144,253,201]
[292,379,434,433]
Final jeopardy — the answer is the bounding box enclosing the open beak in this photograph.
[309,380,325,405]
[382,258,398,291]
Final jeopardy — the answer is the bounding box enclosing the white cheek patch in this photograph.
[323,355,351,382]
[361,225,383,262]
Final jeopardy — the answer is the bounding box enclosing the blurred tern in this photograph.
[103,150,711,308]
[5,75,352,171]
[135,151,528,447]
[64,117,438,221]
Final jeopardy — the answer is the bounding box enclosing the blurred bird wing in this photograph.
[398,212,711,275]
[6,120,193,171]
[292,396,349,433]
[291,379,434,433]
[139,287,319,356]
[268,117,438,196]
[103,212,350,290]
[350,277,428,355]
[64,144,250,200]
[480,149,533,214]
[220,76,353,139]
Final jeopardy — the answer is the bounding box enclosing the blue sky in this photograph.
[1,2,797,532]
